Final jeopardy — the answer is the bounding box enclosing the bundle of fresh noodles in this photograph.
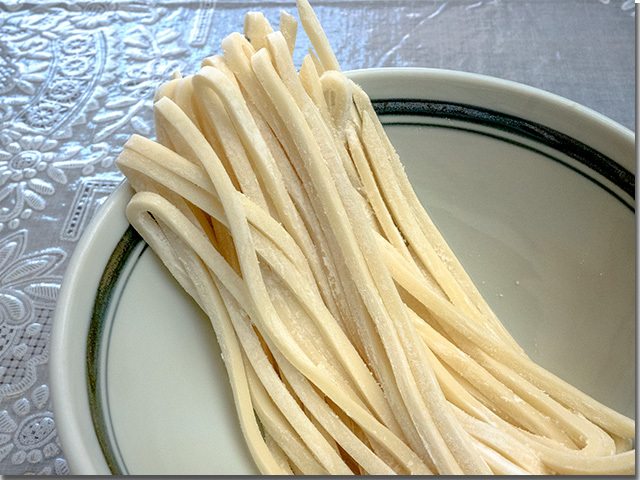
[115,0,635,474]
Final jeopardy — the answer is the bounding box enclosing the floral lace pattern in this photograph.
[0,229,66,474]
[0,0,633,475]
[0,1,197,474]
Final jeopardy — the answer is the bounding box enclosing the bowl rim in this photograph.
[346,67,634,174]
[48,66,635,475]
[50,182,131,474]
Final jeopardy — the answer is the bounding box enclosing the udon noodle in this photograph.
[115,1,635,474]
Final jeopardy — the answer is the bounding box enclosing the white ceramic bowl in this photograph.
[50,68,635,475]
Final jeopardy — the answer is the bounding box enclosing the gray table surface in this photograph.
[0,0,634,474]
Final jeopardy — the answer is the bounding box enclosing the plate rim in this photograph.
[49,66,635,475]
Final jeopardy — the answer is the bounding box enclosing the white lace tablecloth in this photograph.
[0,0,633,474]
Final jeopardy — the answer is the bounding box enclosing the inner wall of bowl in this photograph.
[54,69,635,474]
[388,121,634,418]
[100,117,634,474]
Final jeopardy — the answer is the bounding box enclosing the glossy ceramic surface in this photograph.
[50,68,635,475]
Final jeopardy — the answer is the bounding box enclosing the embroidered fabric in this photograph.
[0,0,633,474]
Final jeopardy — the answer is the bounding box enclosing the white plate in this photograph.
[50,68,636,475]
